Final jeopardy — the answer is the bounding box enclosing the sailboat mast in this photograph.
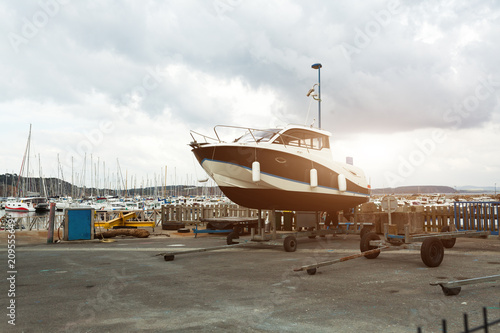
[71,156,74,198]
[164,165,167,199]
[15,124,32,197]
[38,154,47,197]
[90,154,93,198]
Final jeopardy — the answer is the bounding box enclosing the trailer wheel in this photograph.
[440,226,456,249]
[306,268,317,275]
[164,254,175,261]
[233,226,242,236]
[360,226,373,239]
[307,227,316,239]
[421,238,444,267]
[360,233,381,259]
[283,236,297,252]
[226,232,239,245]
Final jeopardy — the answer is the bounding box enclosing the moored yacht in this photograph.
[5,197,47,212]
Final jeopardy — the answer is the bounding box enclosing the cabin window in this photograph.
[274,129,329,150]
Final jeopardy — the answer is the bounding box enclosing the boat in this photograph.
[6,124,50,212]
[189,124,371,213]
[54,197,74,211]
[34,200,50,212]
[1,197,17,210]
[5,197,47,212]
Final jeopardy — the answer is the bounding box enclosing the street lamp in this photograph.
[311,63,322,129]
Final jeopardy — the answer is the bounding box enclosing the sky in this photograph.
[1,0,499,190]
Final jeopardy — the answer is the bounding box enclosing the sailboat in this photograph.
[6,125,49,212]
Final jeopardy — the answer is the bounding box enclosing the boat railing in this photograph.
[189,130,219,144]
[191,125,315,153]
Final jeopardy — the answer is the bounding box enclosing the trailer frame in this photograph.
[158,209,373,261]
[294,223,491,275]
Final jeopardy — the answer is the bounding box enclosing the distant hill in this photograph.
[455,185,498,193]
[0,173,223,198]
[372,185,456,194]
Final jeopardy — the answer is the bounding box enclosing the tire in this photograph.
[420,238,444,267]
[360,226,373,239]
[226,232,239,245]
[325,211,339,228]
[360,233,381,259]
[177,228,190,233]
[307,227,316,239]
[440,226,456,249]
[306,268,317,275]
[283,236,297,252]
[233,225,242,236]
[164,254,175,261]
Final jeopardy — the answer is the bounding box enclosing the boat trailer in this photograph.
[294,224,490,275]
[157,209,372,261]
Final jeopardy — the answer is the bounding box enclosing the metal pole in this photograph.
[294,246,389,272]
[272,209,276,240]
[311,63,322,129]
[46,202,56,244]
[388,200,392,225]
[318,66,321,129]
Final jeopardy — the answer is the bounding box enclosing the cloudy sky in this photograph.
[1,0,499,190]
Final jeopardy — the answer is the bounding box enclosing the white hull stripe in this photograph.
[201,158,370,197]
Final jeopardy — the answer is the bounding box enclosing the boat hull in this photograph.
[5,204,35,212]
[219,186,368,211]
[35,203,51,212]
[192,145,370,211]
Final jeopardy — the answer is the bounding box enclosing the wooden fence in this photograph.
[161,204,269,224]
[2,202,498,235]
[355,202,499,234]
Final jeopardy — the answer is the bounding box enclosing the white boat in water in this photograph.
[189,124,371,213]
[5,197,48,212]
[1,197,17,210]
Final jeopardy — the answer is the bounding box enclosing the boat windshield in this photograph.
[235,129,280,143]
[274,129,330,150]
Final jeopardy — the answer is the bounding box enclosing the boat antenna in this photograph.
[311,63,322,129]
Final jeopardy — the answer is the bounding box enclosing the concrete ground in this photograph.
[1,229,500,333]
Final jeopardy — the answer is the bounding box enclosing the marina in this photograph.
[2,124,499,332]
[3,1,500,332]
[0,56,498,333]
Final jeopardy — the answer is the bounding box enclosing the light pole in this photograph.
[311,63,322,129]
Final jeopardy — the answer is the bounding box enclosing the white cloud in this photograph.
[1,0,499,190]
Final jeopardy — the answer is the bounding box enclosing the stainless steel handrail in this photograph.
[191,125,324,153]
